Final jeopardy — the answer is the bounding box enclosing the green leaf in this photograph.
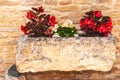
[56,26,77,37]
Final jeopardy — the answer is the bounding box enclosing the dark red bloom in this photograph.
[20,25,25,31]
[97,24,109,33]
[107,26,113,30]
[104,32,111,37]
[80,18,89,27]
[23,29,28,34]
[39,29,43,33]
[38,20,41,24]
[80,18,96,29]
[20,6,57,37]
[39,6,44,12]
[105,21,112,26]
[49,16,56,27]
[20,25,28,34]
[105,18,112,27]
[80,10,112,37]
[26,11,36,19]
[93,11,102,18]
[87,18,96,28]
[45,29,52,37]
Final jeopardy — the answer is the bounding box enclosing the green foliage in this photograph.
[56,26,77,37]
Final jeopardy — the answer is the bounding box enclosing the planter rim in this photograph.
[18,34,116,43]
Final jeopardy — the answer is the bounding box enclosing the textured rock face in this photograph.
[16,35,116,73]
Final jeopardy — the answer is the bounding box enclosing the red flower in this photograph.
[104,33,110,37]
[38,20,41,24]
[45,29,52,37]
[93,11,102,18]
[87,18,96,28]
[107,26,113,30]
[97,24,109,33]
[80,18,89,27]
[39,29,43,33]
[20,25,28,34]
[49,16,56,27]
[26,11,36,19]
[80,18,96,29]
[20,25,25,31]
[39,6,44,12]
[105,21,112,27]
[23,29,28,34]
[79,10,113,37]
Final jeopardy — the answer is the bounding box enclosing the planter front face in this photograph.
[16,35,116,73]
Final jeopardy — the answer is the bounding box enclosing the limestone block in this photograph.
[44,0,58,5]
[0,77,4,80]
[114,4,120,10]
[59,0,72,5]
[0,57,2,64]
[95,0,112,5]
[52,5,80,12]
[16,35,116,73]
[0,12,25,27]
[74,0,93,4]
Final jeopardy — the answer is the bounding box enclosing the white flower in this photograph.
[53,33,60,37]
[61,19,73,27]
[74,34,79,37]
[52,24,59,32]
[49,24,59,32]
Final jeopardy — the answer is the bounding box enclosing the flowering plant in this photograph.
[80,11,113,37]
[20,6,78,37]
[52,20,78,37]
[20,6,57,37]
[20,6,113,37]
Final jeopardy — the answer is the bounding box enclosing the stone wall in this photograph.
[0,0,120,79]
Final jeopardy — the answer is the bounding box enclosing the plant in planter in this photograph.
[80,11,112,37]
[17,6,116,73]
[52,19,78,37]
[20,6,57,37]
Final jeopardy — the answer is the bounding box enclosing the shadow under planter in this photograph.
[5,65,120,80]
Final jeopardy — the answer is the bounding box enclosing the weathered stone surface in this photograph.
[0,76,4,80]
[0,12,25,27]
[16,35,116,73]
[20,0,43,6]
[95,0,112,5]
[59,0,72,5]
[52,5,80,12]
[44,0,58,5]
[112,30,120,42]
[68,11,84,24]
[74,0,94,4]
[0,57,2,64]
[114,4,120,10]
[103,11,120,19]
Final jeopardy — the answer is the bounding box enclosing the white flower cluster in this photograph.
[51,19,79,37]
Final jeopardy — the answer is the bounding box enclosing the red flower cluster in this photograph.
[38,6,44,12]
[21,25,28,34]
[20,6,57,37]
[80,11,113,37]
[49,16,56,27]
[93,11,102,18]
[26,6,44,19]
[26,11,36,19]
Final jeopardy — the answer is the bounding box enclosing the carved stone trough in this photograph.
[16,35,116,73]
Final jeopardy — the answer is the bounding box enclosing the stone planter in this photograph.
[16,35,116,73]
